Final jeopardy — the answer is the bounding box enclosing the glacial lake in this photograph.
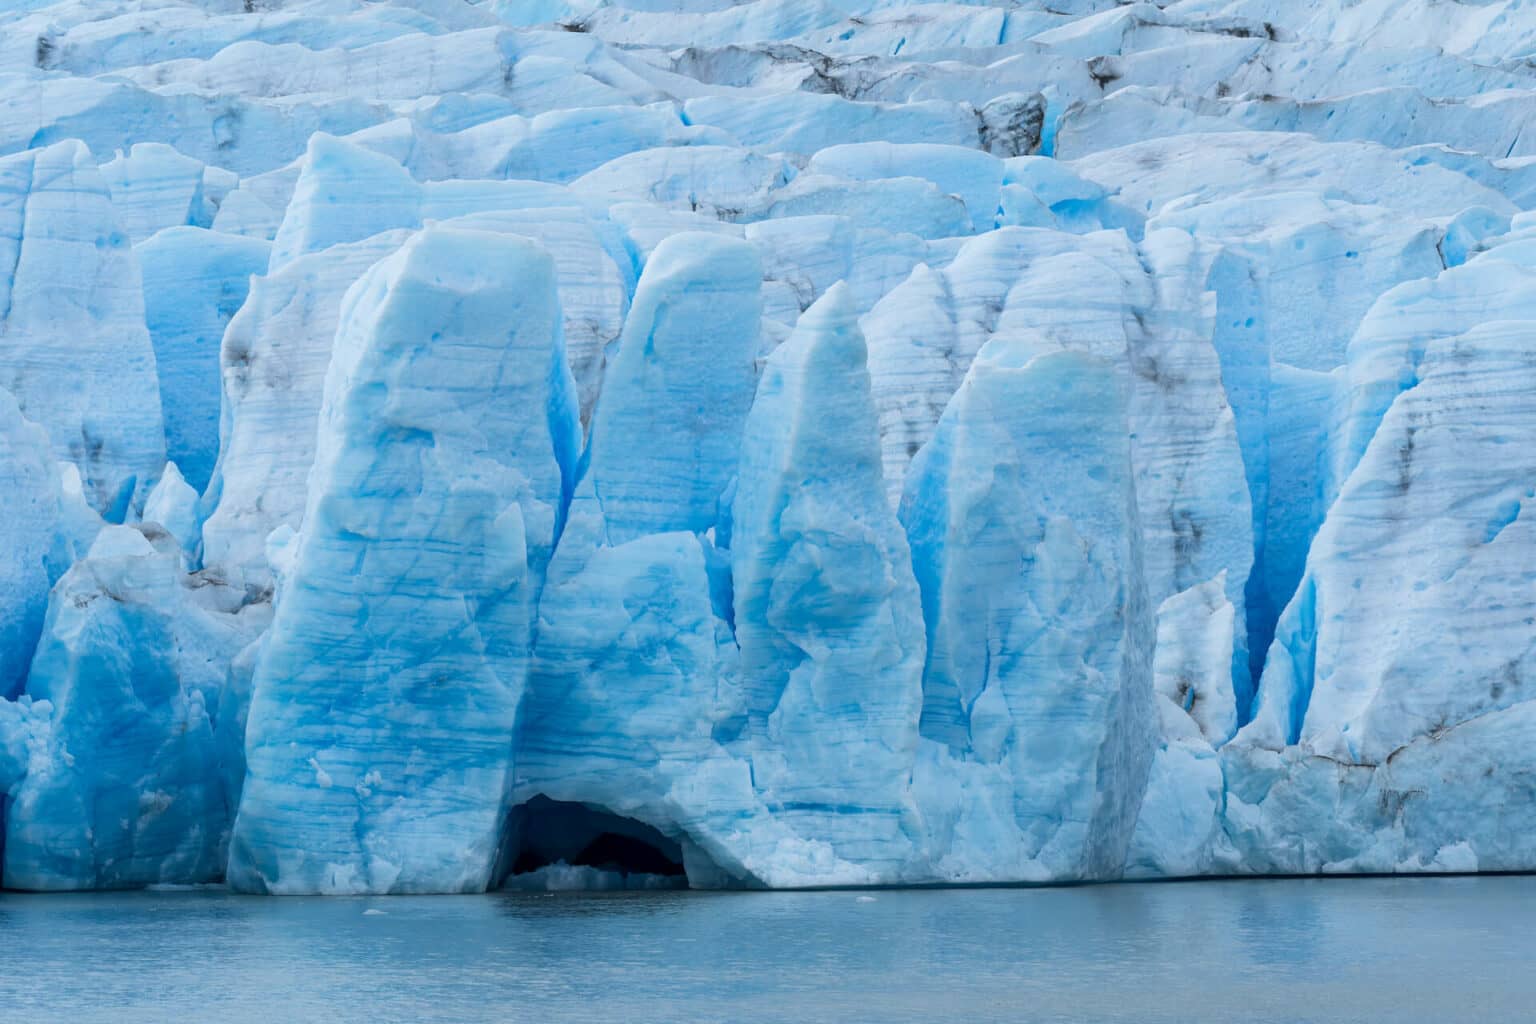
[3,876,1532,1023]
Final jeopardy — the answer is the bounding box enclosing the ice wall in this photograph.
[0,0,1532,891]
[227,228,574,894]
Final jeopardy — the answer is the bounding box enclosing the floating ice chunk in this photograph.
[502,861,686,891]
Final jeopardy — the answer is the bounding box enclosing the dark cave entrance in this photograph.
[500,796,690,889]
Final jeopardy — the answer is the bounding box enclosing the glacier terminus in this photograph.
[1,0,1535,893]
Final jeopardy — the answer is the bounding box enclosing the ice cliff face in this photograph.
[0,0,1534,891]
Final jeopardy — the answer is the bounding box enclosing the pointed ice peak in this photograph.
[269,134,420,272]
[230,224,566,895]
[750,280,879,467]
[730,269,924,869]
[802,277,856,324]
[634,229,761,295]
[574,230,760,547]
[320,226,579,579]
[142,461,200,562]
[777,279,860,364]
[902,261,944,290]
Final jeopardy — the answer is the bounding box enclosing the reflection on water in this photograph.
[3,876,1534,1023]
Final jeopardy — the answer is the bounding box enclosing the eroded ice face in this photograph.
[1,0,1535,893]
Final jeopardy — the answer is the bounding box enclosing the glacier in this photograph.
[0,0,1533,893]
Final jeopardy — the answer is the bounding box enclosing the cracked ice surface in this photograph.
[0,0,1534,890]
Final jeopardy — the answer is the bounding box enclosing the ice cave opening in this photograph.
[499,796,693,891]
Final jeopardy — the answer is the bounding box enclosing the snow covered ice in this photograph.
[0,0,1535,892]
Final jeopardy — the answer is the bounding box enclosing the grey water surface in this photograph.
[3,875,1532,1023]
